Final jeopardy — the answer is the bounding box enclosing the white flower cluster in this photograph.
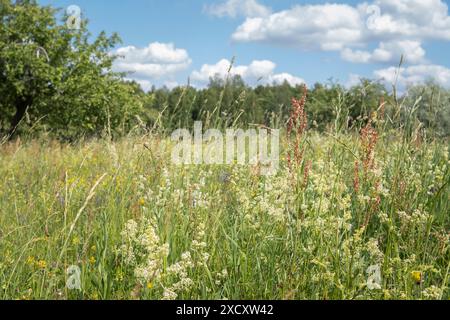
[366,238,384,263]
[162,252,195,300]
[191,222,210,268]
[119,217,197,300]
[120,171,213,300]
[191,188,210,209]
[422,286,443,300]
[234,168,295,227]
[119,218,169,283]
[215,269,228,286]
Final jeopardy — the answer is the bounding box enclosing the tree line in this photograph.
[1,0,449,141]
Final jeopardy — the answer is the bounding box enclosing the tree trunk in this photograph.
[8,96,32,139]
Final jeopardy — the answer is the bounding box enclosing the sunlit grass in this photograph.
[0,130,448,300]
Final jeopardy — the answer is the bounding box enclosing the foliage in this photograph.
[405,81,450,138]
[0,0,142,140]
[0,130,448,300]
[143,77,449,138]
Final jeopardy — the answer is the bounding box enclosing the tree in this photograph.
[405,81,450,138]
[0,0,142,139]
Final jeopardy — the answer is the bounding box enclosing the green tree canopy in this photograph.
[0,0,142,140]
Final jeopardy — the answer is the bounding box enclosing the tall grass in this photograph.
[0,87,449,300]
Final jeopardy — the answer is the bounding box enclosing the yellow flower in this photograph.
[115,270,124,282]
[411,271,422,284]
[146,282,153,290]
[139,198,145,206]
[72,236,80,246]
[89,256,96,265]
[37,260,47,269]
[90,245,97,253]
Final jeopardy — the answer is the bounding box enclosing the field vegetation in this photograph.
[0,0,448,300]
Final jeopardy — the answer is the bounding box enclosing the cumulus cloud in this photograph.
[268,73,305,86]
[374,64,450,88]
[190,59,304,87]
[229,0,450,66]
[232,1,450,45]
[342,41,427,64]
[232,4,364,50]
[112,42,191,87]
[364,0,450,40]
[205,0,271,18]
[341,48,373,64]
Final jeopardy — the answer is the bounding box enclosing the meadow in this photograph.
[1,0,449,301]
[0,108,448,300]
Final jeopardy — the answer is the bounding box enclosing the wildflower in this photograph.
[360,122,378,173]
[21,288,33,300]
[201,252,210,265]
[138,198,145,206]
[37,260,47,269]
[287,84,308,169]
[89,256,96,265]
[422,286,443,300]
[191,189,209,209]
[147,282,153,290]
[411,271,423,284]
[162,289,177,300]
[121,218,170,285]
[72,236,80,246]
[171,277,194,293]
[366,239,384,262]
[353,161,360,192]
[115,269,124,282]
[122,220,138,240]
[339,194,352,211]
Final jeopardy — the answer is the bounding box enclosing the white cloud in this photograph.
[341,48,372,64]
[269,73,305,86]
[115,42,190,64]
[191,59,304,87]
[232,4,364,50]
[191,59,237,82]
[113,42,191,81]
[342,41,427,64]
[205,0,271,18]
[230,0,450,66]
[374,64,450,88]
[365,0,450,40]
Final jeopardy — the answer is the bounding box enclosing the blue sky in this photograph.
[39,0,450,90]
